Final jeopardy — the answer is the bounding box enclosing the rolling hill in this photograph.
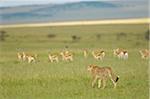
[0,1,148,24]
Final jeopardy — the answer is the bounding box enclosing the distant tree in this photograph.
[96,34,101,39]
[116,32,127,40]
[72,35,81,42]
[0,30,8,41]
[65,45,68,48]
[47,34,56,38]
[145,30,149,40]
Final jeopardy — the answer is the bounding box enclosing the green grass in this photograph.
[0,24,149,99]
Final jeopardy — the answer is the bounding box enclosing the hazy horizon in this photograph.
[0,0,147,7]
[1,0,106,7]
[0,0,148,24]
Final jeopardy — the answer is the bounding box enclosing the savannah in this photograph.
[0,22,149,99]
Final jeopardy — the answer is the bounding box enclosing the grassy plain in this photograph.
[0,24,149,99]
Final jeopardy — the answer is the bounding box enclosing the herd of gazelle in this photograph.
[17,48,150,63]
[17,48,149,89]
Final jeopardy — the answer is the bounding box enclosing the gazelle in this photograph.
[139,49,150,59]
[22,52,37,63]
[92,49,105,60]
[83,49,88,58]
[17,52,24,61]
[113,48,128,59]
[60,50,73,62]
[48,53,59,62]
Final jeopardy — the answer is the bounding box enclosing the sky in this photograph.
[0,0,108,7]
[0,0,145,7]
[0,0,113,7]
